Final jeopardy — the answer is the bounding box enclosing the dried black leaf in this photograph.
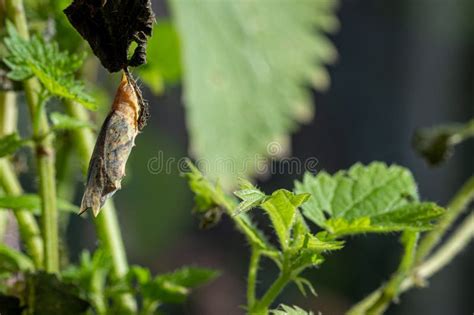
[64,0,155,72]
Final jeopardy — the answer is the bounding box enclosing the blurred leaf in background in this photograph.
[171,0,339,186]
[0,133,28,158]
[139,19,182,94]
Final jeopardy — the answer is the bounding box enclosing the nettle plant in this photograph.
[183,152,473,314]
[0,0,473,315]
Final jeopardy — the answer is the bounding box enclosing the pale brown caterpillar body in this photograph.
[80,72,140,216]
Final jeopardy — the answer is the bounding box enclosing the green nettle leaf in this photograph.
[0,194,79,214]
[3,22,96,110]
[291,212,343,253]
[261,189,310,249]
[239,215,271,250]
[127,265,152,286]
[62,250,110,314]
[138,19,182,94]
[50,112,93,131]
[183,162,227,228]
[291,213,310,247]
[413,119,474,166]
[183,162,224,213]
[141,267,219,304]
[158,267,219,288]
[290,220,343,269]
[234,178,267,215]
[305,233,344,252]
[171,0,339,185]
[294,163,445,237]
[293,277,317,297]
[370,202,445,228]
[271,304,314,315]
[0,133,29,157]
[0,244,35,273]
[184,162,272,249]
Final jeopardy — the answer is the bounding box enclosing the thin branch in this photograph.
[0,160,44,267]
[247,247,261,309]
[365,232,419,315]
[348,174,474,315]
[251,269,292,314]
[347,210,474,315]
[0,90,44,268]
[400,212,473,292]
[0,91,13,242]
[5,0,59,273]
[416,175,474,263]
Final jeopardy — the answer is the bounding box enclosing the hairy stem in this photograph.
[247,247,261,309]
[365,232,419,315]
[416,175,474,263]
[0,90,44,268]
[251,270,291,314]
[5,0,59,273]
[65,100,136,312]
[205,177,289,313]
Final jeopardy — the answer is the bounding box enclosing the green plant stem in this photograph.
[400,212,473,292]
[5,0,59,273]
[349,173,474,315]
[416,175,474,263]
[0,90,44,267]
[0,91,13,242]
[209,181,289,313]
[64,100,136,313]
[347,211,474,315]
[89,264,107,315]
[247,247,261,309]
[141,299,159,315]
[365,232,419,315]
[0,206,7,242]
[0,160,44,267]
[0,92,17,135]
[251,270,291,314]
[452,118,474,144]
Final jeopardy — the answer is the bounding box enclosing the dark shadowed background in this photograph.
[62,0,473,314]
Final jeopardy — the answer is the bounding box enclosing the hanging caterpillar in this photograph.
[80,71,147,216]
